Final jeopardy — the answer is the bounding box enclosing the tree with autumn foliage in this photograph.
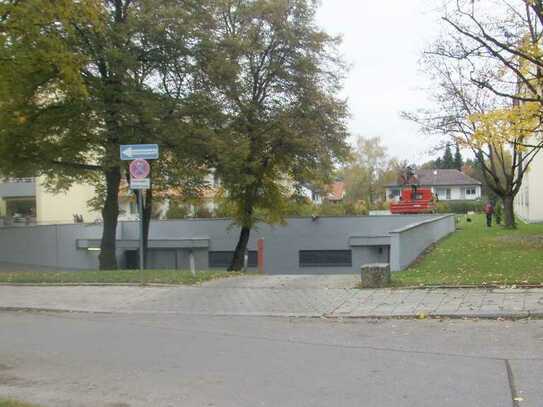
[195,0,350,271]
[341,136,398,208]
[405,49,543,228]
[403,0,543,228]
[437,1,543,107]
[0,0,212,268]
[468,102,542,227]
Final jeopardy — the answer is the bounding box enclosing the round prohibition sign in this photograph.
[129,159,150,179]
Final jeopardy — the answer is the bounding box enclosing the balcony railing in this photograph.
[0,179,36,198]
[3,177,34,183]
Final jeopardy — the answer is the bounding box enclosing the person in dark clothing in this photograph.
[484,201,494,227]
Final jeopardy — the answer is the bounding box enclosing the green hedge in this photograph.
[436,200,484,214]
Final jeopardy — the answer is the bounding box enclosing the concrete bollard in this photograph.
[360,263,391,288]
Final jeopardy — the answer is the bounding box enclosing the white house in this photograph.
[301,180,346,204]
[385,169,482,202]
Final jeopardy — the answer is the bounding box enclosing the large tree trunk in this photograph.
[99,166,121,270]
[502,194,516,229]
[228,188,256,271]
[228,225,251,271]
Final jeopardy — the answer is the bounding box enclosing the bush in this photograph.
[281,198,315,217]
[436,200,483,214]
[435,202,450,214]
[166,202,190,219]
[213,198,236,218]
[344,200,369,216]
[193,205,213,218]
[317,201,346,216]
[495,201,503,224]
[316,200,368,216]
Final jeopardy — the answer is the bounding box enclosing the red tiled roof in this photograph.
[326,181,345,201]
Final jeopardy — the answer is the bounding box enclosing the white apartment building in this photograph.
[514,144,543,223]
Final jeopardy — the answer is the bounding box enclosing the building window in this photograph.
[437,188,453,200]
[299,250,352,267]
[212,173,220,188]
[388,189,401,201]
[208,251,257,268]
[466,188,476,196]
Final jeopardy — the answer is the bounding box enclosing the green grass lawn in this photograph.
[0,269,243,285]
[393,214,543,287]
[0,400,41,407]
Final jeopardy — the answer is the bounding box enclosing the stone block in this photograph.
[360,263,391,288]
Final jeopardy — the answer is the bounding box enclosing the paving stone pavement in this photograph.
[1,275,543,318]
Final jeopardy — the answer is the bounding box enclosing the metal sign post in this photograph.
[121,145,159,285]
[138,189,144,282]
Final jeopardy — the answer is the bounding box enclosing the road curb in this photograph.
[0,283,197,287]
[323,312,537,320]
[0,306,541,320]
[358,286,543,294]
[1,283,539,291]
[0,306,114,314]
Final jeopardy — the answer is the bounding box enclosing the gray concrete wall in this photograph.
[0,224,58,267]
[389,215,456,272]
[0,214,452,273]
[0,223,117,270]
[120,215,437,274]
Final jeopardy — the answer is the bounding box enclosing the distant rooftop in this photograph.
[387,169,482,187]
[325,181,345,201]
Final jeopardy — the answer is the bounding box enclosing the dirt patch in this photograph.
[0,363,22,386]
[0,364,36,387]
[0,373,28,386]
[496,235,543,247]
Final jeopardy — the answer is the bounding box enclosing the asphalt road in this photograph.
[1,312,543,407]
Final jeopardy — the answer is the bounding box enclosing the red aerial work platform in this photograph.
[390,187,436,214]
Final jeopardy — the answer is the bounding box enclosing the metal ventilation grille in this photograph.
[299,250,352,267]
[209,251,258,268]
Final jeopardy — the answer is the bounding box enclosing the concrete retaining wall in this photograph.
[0,223,105,269]
[0,214,455,274]
[389,215,456,272]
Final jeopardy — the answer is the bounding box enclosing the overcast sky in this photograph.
[316,0,443,164]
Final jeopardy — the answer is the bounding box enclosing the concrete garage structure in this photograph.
[0,214,455,273]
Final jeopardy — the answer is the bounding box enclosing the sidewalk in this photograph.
[1,275,542,318]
